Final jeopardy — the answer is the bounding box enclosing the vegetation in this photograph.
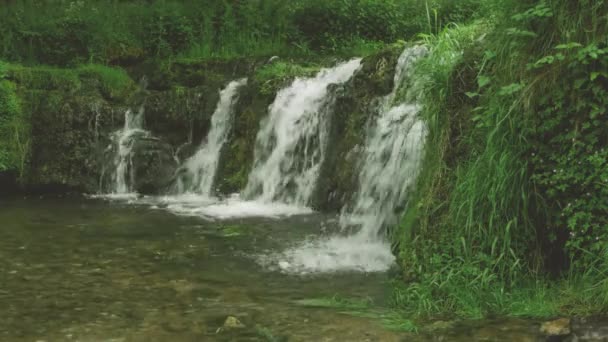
[0,63,28,176]
[0,0,607,329]
[396,0,608,320]
[0,0,492,66]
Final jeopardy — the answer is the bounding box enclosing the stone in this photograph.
[540,318,571,336]
[223,316,245,329]
[425,320,455,332]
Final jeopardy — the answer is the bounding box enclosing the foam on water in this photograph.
[163,194,312,220]
[267,235,395,274]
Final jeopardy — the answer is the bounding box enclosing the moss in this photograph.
[7,65,82,92]
[215,83,275,194]
[314,46,402,210]
[77,64,136,101]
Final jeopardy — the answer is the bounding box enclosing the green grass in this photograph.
[77,64,136,100]
[294,295,417,332]
[394,0,608,322]
[0,78,28,176]
[7,65,82,91]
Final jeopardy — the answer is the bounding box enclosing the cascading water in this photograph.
[112,107,148,194]
[244,59,362,206]
[274,46,429,274]
[177,78,247,196]
[340,45,428,238]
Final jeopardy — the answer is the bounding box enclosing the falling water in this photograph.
[113,107,148,194]
[340,45,428,238]
[274,46,428,274]
[244,59,361,206]
[178,78,247,196]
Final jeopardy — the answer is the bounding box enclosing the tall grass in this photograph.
[395,0,608,320]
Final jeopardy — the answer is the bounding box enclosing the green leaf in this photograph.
[498,83,523,96]
[555,42,582,50]
[477,76,491,89]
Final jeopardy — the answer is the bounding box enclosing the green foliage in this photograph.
[0,0,491,65]
[77,64,136,100]
[0,75,29,176]
[396,0,608,320]
[524,17,608,270]
[8,65,81,91]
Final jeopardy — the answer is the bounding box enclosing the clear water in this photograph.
[0,196,548,341]
[0,196,397,341]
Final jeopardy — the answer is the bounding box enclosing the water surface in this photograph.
[0,196,404,341]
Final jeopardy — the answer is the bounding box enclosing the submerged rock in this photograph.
[541,318,571,336]
[223,316,245,329]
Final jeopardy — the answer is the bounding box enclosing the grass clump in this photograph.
[77,64,136,100]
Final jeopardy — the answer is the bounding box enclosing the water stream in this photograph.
[177,78,248,196]
[244,59,362,206]
[275,47,428,274]
[112,107,148,195]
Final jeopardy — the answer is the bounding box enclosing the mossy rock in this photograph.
[314,47,402,210]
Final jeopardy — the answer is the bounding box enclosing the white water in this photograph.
[276,46,429,274]
[113,107,148,194]
[126,77,310,220]
[244,59,362,206]
[178,78,247,195]
[161,194,312,220]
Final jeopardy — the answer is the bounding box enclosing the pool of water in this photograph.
[0,196,408,341]
[0,196,553,341]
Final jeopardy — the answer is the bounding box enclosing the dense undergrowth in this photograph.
[0,0,492,65]
[396,0,608,320]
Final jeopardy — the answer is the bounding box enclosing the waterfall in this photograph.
[341,45,428,239]
[178,78,247,196]
[244,59,361,206]
[275,46,428,274]
[113,107,148,194]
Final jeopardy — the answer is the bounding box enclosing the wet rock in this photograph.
[541,318,571,337]
[424,320,455,332]
[130,136,178,194]
[223,316,245,329]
